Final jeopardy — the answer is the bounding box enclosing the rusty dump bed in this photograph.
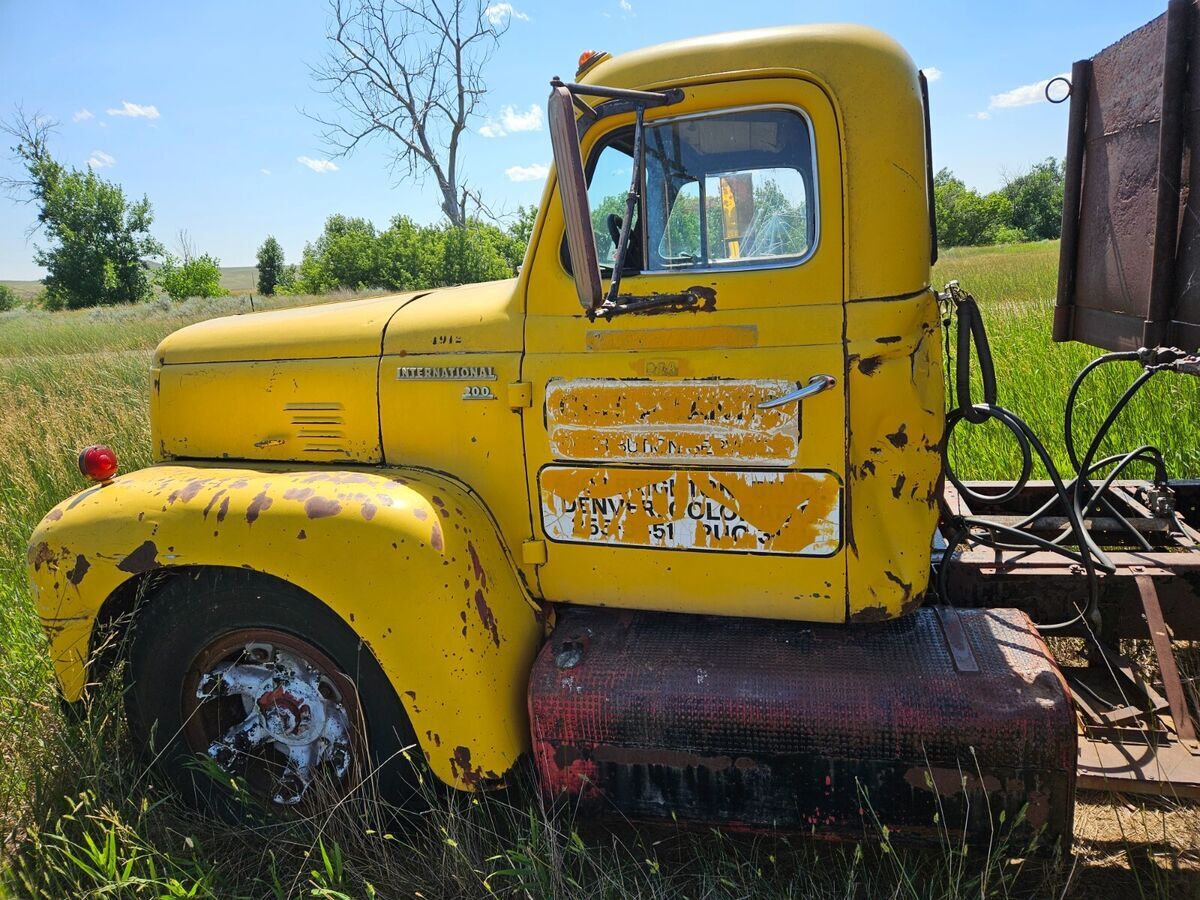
[529,606,1076,848]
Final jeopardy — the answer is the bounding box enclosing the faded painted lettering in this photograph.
[545,378,800,465]
[539,466,840,555]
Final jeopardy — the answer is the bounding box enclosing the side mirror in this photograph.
[548,85,601,311]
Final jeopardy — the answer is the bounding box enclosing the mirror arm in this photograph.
[603,105,645,309]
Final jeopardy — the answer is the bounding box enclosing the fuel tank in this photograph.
[529,605,1076,849]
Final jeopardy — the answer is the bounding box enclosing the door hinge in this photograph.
[508,381,533,409]
[522,539,547,565]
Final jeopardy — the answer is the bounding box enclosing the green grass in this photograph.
[0,251,1198,896]
[2,265,262,303]
[934,241,1200,482]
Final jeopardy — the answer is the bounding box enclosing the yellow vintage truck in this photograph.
[27,12,1200,848]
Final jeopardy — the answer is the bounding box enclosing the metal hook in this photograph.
[1045,76,1072,104]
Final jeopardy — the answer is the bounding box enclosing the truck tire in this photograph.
[124,569,420,818]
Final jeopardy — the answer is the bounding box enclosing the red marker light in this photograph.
[78,444,119,482]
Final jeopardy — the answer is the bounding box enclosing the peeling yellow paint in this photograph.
[546,379,800,465]
[540,466,840,555]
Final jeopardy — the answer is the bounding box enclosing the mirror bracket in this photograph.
[547,77,683,313]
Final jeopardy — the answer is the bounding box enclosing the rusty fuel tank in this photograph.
[529,605,1075,849]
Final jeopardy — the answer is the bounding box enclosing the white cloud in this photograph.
[970,111,991,121]
[921,67,942,83]
[484,3,528,25]
[72,108,94,122]
[988,72,1069,110]
[505,162,549,182]
[298,155,339,173]
[619,0,633,11]
[106,100,160,119]
[86,150,115,169]
[98,121,107,128]
[479,103,543,138]
[260,168,272,175]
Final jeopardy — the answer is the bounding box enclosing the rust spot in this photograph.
[167,479,205,505]
[466,541,487,589]
[884,569,914,606]
[876,335,902,344]
[430,522,444,552]
[246,490,273,524]
[903,766,1001,796]
[45,508,63,522]
[432,496,445,508]
[413,507,428,521]
[283,487,314,501]
[66,554,90,586]
[361,501,378,521]
[450,745,482,787]
[30,542,54,572]
[297,529,307,540]
[216,496,230,523]
[891,474,907,499]
[117,540,159,574]
[885,424,909,448]
[474,589,501,647]
[202,489,227,520]
[856,355,883,377]
[304,496,342,519]
[848,604,890,623]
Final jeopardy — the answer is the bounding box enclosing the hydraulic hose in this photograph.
[936,283,1183,633]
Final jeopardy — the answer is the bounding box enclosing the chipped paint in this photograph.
[540,466,840,555]
[117,540,159,574]
[545,378,800,465]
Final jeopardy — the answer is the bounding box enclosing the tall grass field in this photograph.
[0,243,1197,897]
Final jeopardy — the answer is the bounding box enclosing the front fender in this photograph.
[28,464,543,790]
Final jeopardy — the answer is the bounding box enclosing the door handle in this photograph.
[757,374,837,410]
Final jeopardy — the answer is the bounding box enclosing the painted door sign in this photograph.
[545,378,801,466]
[539,466,841,556]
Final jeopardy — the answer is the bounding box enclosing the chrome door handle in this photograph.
[757,374,837,409]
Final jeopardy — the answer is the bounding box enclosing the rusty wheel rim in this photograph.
[181,627,364,808]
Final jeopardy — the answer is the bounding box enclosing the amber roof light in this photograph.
[576,49,609,77]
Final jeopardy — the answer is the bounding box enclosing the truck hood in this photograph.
[154,280,523,366]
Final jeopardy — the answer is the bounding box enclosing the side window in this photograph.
[644,108,815,271]
[585,135,637,269]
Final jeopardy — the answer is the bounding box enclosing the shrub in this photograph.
[157,253,227,301]
[0,284,16,312]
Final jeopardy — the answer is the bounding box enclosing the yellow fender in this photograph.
[27,464,544,790]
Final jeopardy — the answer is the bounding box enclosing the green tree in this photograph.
[1002,158,1064,241]
[376,215,441,291]
[0,283,16,311]
[157,252,227,301]
[297,215,379,291]
[2,112,161,309]
[255,235,285,295]
[439,220,514,285]
[934,168,1015,247]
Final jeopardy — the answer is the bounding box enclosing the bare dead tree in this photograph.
[0,106,61,214]
[310,0,508,226]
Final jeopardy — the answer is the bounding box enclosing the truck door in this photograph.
[521,78,847,622]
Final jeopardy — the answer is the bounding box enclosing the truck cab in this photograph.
[28,24,1072,844]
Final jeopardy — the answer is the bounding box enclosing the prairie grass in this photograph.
[0,254,1198,896]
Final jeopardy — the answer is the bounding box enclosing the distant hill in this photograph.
[2,266,260,302]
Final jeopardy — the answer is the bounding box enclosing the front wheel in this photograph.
[125,570,419,816]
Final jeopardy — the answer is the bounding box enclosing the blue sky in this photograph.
[0,0,1167,279]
